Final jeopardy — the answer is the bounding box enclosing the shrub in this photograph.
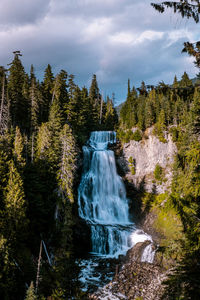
[131,129,142,142]
[131,166,135,175]
[169,127,179,143]
[128,156,136,175]
[153,124,167,143]
[154,163,163,182]
[128,156,134,164]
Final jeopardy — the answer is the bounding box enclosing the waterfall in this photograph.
[78,131,134,257]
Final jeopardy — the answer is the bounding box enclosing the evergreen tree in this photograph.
[0,67,9,134]
[180,71,193,88]
[13,126,25,167]
[36,123,51,160]
[190,87,200,133]
[137,95,146,130]
[104,97,118,130]
[68,74,76,101]
[4,160,27,233]
[25,282,37,300]
[66,85,81,131]
[58,124,76,204]
[88,75,101,130]
[41,64,54,122]
[7,53,27,130]
[52,70,68,112]
[172,75,179,89]
[138,81,147,96]
[29,66,40,133]
[89,74,100,103]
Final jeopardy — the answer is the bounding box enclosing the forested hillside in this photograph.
[118,74,200,299]
[0,53,117,299]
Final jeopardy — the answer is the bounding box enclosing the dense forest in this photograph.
[1,54,200,299]
[118,73,200,299]
[0,53,117,299]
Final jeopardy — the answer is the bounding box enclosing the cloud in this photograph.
[0,0,50,28]
[0,0,198,104]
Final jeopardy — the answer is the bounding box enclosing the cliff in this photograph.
[118,127,177,194]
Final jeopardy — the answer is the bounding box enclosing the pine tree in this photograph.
[29,66,40,133]
[145,98,155,128]
[190,87,200,133]
[13,126,25,167]
[137,95,146,130]
[180,72,193,88]
[7,53,27,130]
[68,74,76,101]
[104,97,118,130]
[89,74,100,104]
[4,160,27,239]
[25,282,36,300]
[172,75,179,89]
[66,85,80,130]
[138,81,147,96]
[0,67,9,134]
[41,64,54,122]
[52,70,68,112]
[58,124,76,203]
[36,123,51,160]
[88,75,101,130]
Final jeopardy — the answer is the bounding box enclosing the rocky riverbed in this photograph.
[88,239,171,300]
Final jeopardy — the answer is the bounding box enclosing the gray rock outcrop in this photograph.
[118,127,177,193]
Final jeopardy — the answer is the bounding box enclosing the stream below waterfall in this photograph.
[77,131,155,296]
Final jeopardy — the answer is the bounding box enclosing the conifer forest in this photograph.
[1,1,200,299]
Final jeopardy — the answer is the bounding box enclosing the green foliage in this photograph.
[8,54,28,131]
[128,156,136,175]
[132,129,142,141]
[4,160,27,229]
[169,126,179,142]
[117,129,142,143]
[153,109,167,142]
[128,156,134,164]
[154,164,164,183]
[130,166,135,175]
[0,55,120,299]
[41,64,54,122]
[89,74,100,102]
[25,282,36,300]
[57,124,76,203]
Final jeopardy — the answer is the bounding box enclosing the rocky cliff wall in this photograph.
[118,127,177,193]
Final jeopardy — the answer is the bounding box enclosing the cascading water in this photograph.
[78,131,134,257]
[78,131,156,294]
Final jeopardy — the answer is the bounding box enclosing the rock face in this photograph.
[89,241,170,300]
[118,127,177,193]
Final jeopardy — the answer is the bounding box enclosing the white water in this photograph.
[141,243,156,263]
[78,131,134,257]
[131,229,156,263]
[78,131,155,294]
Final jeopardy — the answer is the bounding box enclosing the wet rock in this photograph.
[89,244,169,300]
[126,240,153,262]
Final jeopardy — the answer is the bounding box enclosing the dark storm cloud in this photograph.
[0,0,198,104]
[0,0,50,28]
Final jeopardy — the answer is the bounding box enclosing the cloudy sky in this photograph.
[0,0,199,104]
